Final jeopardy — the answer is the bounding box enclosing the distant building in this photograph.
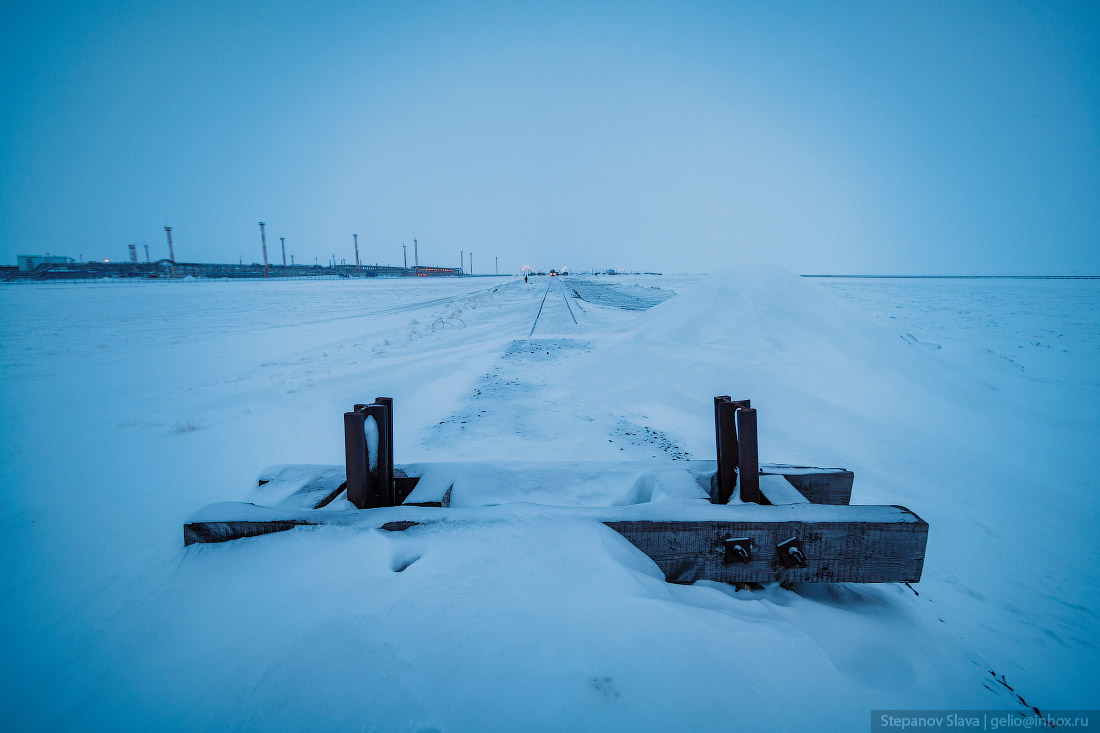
[18,254,74,271]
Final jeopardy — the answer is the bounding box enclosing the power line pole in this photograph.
[495,256,498,276]
[280,237,286,266]
[353,233,360,276]
[403,244,407,269]
[470,252,473,275]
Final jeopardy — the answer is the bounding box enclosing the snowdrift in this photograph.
[1,274,1096,730]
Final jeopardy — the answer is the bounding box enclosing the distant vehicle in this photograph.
[549,269,558,276]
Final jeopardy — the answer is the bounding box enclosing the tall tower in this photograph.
[128,244,138,263]
[353,233,360,276]
[461,250,464,273]
[143,244,150,263]
[280,237,286,266]
[414,239,419,270]
[164,226,176,277]
[495,256,498,276]
[259,222,269,277]
[403,244,407,269]
[470,253,473,275]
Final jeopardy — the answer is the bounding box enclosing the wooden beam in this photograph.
[183,499,927,584]
[184,519,314,546]
[763,466,854,505]
[757,474,809,505]
[605,512,927,583]
[253,461,852,508]
[253,465,347,509]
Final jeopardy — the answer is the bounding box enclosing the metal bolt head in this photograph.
[724,537,753,564]
[777,536,808,569]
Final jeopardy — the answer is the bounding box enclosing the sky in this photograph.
[1,1,1097,274]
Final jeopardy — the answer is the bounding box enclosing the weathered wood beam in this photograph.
[184,519,315,546]
[253,464,347,509]
[183,501,927,584]
[757,474,809,505]
[763,466,854,505]
[605,512,927,583]
[254,461,852,508]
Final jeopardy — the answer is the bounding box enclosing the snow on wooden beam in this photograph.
[757,474,810,505]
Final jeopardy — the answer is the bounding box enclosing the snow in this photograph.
[364,414,379,472]
[1,270,1097,729]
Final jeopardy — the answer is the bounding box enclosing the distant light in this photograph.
[105,259,109,263]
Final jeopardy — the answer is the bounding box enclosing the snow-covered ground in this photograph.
[1,270,1097,730]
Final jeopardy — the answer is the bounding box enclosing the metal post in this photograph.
[736,407,760,503]
[344,402,392,509]
[374,396,394,506]
[281,237,286,266]
[344,408,368,509]
[259,222,269,277]
[353,233,360,276]
[713,396,734,503]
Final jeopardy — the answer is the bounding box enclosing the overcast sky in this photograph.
[2,1,1097,274]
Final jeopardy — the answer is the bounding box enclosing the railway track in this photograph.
[528,278,578,337]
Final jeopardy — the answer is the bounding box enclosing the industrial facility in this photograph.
[1,258,463,282]
[2,228,485,282]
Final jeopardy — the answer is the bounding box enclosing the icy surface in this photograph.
[1,270,1097,729]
